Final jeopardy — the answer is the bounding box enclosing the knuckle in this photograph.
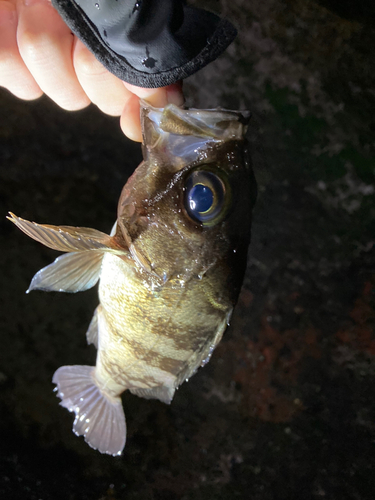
[18,28,48,67]
[74,49,107,77]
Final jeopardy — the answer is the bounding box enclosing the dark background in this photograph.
[1,0,374,498]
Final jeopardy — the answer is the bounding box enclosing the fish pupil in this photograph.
[188,184,214,214]
[184,169,227,225]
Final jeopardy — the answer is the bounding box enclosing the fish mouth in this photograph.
[140,101,250,166]
[140,100,250,141]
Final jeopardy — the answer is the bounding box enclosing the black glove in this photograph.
[51,0,237,88]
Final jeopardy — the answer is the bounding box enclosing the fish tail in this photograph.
[52,365,126,456]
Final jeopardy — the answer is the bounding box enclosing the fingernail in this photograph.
[166,83,185,106]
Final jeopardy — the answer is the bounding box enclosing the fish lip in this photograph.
[139,99,251,117]
[140,100,251,138]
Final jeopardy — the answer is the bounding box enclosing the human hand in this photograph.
[0,0,184,142]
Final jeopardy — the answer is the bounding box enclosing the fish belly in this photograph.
[95,253,229,396]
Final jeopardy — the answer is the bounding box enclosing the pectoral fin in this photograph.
[7,213,114,252]
[28,250,105,293]
[8,213,131,293]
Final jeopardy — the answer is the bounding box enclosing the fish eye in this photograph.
[184,170,228,225]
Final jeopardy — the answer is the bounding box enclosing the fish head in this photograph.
[115,103,256,303]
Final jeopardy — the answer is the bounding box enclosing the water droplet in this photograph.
[201,345,215,367]
[142,57,157,69]
[95,2,100,9]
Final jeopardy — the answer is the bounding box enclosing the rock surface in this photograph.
[0,1,374,498]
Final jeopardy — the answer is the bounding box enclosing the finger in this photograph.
[120,93,142,142]
[73,38,130,117]
[123,83,169,108]
[120,82,185,142]
[17,0,90,111]
[0,0,42,99]
[165,81,185,106]
[123,82,185,108]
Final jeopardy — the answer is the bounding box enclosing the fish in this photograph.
[8,102,257,456]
